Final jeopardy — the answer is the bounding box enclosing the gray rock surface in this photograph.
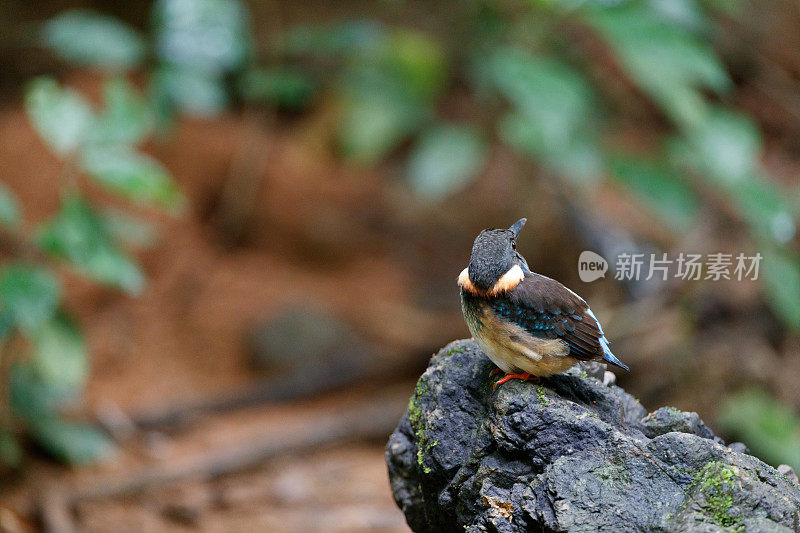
[386,339,800,532]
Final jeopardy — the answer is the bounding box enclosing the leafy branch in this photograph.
[0,75,184,467]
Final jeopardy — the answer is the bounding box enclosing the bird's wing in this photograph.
[489,273,605,362]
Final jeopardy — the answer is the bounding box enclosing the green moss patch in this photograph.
[446,344,466,355]
[689,461,742,530]
[408,375,435,474]
[536,386,550,406]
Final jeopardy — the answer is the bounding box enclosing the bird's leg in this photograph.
[493,372,538,390]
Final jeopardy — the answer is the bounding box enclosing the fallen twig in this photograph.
[39,388,409,531]
[131,353,428,431]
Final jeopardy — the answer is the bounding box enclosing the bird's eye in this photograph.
[511,240,517,250]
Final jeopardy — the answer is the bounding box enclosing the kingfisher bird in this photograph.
[458,218,628,388]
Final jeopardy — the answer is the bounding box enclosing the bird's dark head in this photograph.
[465,218,529,292]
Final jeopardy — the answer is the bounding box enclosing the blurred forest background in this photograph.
[1,0,800,531]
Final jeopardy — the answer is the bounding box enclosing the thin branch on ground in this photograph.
[39,388,409,532]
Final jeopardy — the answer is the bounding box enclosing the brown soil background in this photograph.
[1,1,800,531]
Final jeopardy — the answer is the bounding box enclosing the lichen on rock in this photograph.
[385,339,800,532]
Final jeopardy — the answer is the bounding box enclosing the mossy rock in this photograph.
[386,339,800,532]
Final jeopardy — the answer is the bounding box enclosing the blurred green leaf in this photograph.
[0,264,60,333]
[8,314,91,467]
[151,66,228,118]
[382,31,447,101]
[38,196,145,293]
[337,66,430,164]
[610,155,699,232]
[152,0,250,75]
[81,146,184,209]
[29,418,114,465]
[41,9,146,70]
[488,48,594,125]
[10,363,74,421]
[719,389,800,471]
[733,175,796,244]
[0,310,14,341]
[673,108,761,184]
[9,353,99,468]
[502,113,603,184]
[407,124,486,200]
[669,107,796,262]
[649,0,709,30]
[0,429,23,469]
[238,67,315,110]
[488,48,603,183]
[587,3,730,127]
[25,78,94,155]
[339,93,428,165]
[12,360,114,466]
[0,183,21,230]
[88,78,153,147]
[760,245,800,330]
[150,0,251,119]
[334,29,445,164]
[101,208,159,248]
[282,20,385,58]
[30,314,88,394]
[699,0,744,16]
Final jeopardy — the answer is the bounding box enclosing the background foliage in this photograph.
[1,0,799,475]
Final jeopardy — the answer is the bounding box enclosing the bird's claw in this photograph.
[493,372,538,390]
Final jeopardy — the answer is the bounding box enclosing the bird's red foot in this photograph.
[489,368,503,377]
[493,372,538,390]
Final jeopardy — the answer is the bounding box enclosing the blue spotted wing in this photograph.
[490,273,606,361]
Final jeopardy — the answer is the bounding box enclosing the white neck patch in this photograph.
[457,267,477,293]
[489,264,524,295]
[458,264,525,295]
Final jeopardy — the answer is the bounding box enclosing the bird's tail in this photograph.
[600,338,629,371]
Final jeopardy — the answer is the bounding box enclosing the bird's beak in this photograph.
[509,218,527,238]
